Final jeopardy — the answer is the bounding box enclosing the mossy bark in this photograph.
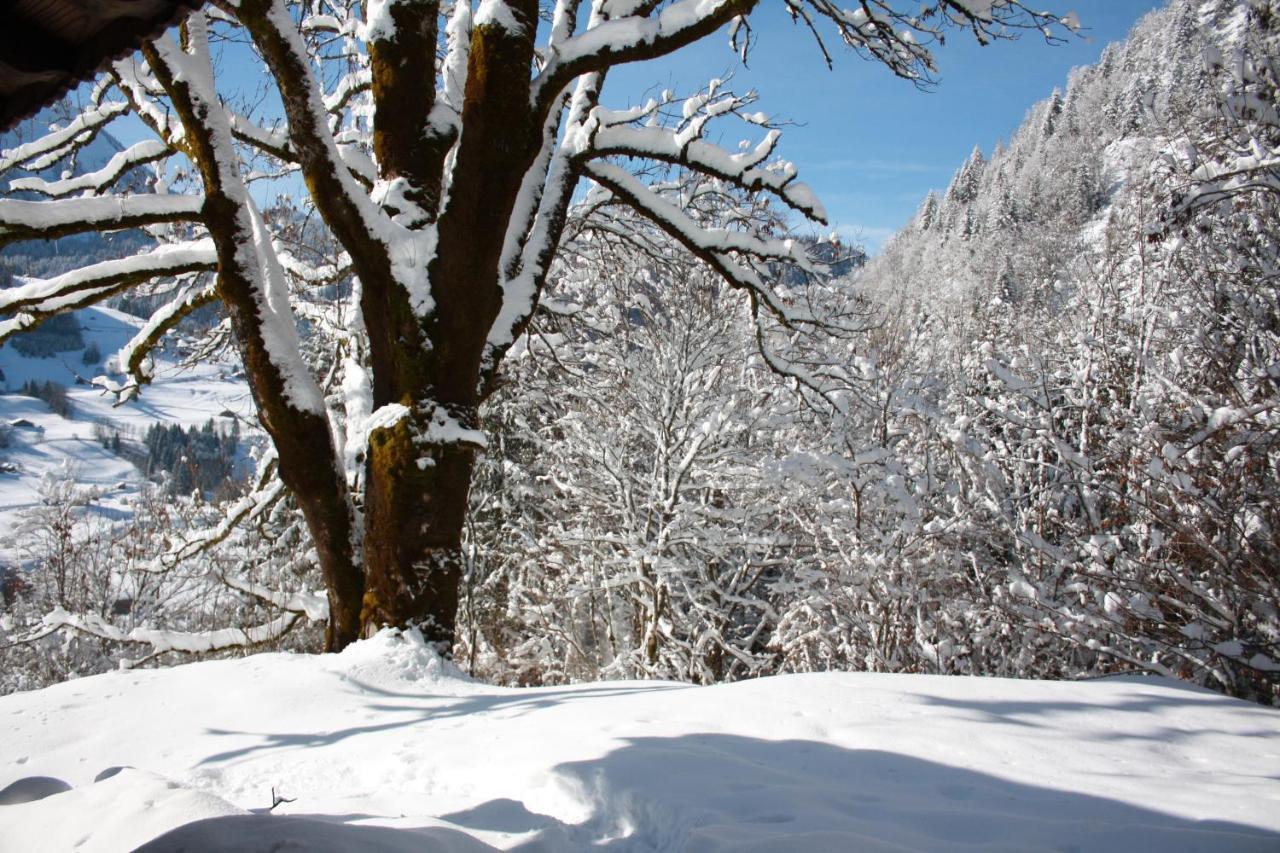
[360,416,474,647]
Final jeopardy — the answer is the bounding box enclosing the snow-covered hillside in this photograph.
[0,630,1276,852]
[817,0,1280,702]
[0,305,250,563]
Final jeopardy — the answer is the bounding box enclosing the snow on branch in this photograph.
[437,0,473,127]
[583,166,822,349]
[533,0,1071,120]
[220,576,330,622]
[229,112,295,162]
[532,0,755,117]
[0,239,215,314]
[1167,151,1280,223]
[481,69,607,395]
[0,194,205,247]
[583,162,808,268]
[8,140,172,199]
[112,57,186,146]
[158,455,288,568]
[1159,31,1280,223]
[144,18,333,420]
[0,240,218,343]
[226,112,376,192]
[545,0,585,53]
[276,249,352,287]
[749,300,851,413]
[111,276,220,393]
[324,68,373,116]
[576,87,826,222]
[579,164,859,408]
[0,102,130,173]
[236,0,393,252]
[18,608,301,662]
[784,0,1072,80]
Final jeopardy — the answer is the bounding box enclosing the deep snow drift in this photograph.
[0,630,1277,852]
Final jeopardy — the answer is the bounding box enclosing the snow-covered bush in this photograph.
[0,473,325,694]
[460,209,819,684]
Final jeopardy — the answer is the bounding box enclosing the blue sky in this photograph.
[106,2,1167,254]
[607,1,1167,251]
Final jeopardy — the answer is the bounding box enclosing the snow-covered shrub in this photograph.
[0,474,325,694]
[461,217,809,685]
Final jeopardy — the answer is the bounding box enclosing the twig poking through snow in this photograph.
[270,786,297,811]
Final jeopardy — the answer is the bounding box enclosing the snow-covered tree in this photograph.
[0,472,325,692]
[0,0,1071,653]
[460,208,846,683]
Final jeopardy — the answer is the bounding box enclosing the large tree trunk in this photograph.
[280,460,365,652]
[361,420,476,648]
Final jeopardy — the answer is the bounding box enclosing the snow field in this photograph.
[0,629,1277,851]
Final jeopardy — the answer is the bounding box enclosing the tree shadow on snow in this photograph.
[133,813,495,853]
[157,734,1279,853]
[908,677,1280,746]
[197,681,688,765]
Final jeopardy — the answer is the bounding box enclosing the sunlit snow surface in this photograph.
[0,629,1277,852]
[0,305,251,563]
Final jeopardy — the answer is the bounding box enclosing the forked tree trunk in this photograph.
[353,4,541,652]
[238,0,568,655]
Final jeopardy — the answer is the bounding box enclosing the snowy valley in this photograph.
[0,305,251,563]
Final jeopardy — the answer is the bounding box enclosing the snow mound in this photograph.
[0,775,69,805]
[0,767,245,853]
[323,627,474,691]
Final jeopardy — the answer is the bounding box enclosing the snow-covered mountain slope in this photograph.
[860,0,1248,316]
[0,305,250,562]
[0,630,1276,852]
[821,0,1280,702]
